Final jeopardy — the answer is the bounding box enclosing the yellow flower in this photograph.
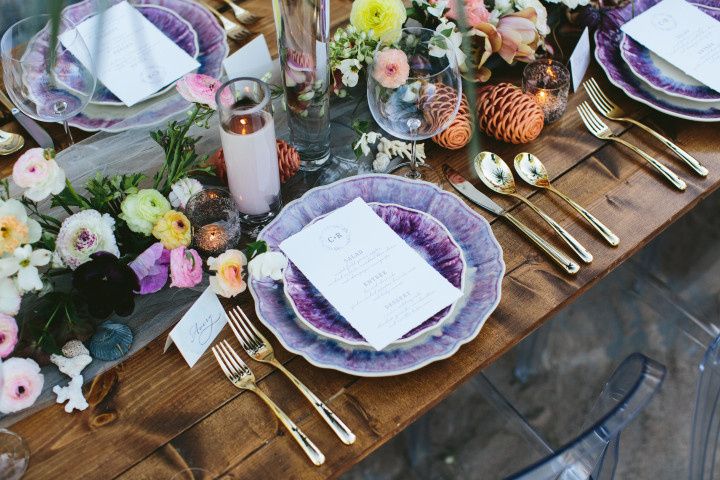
[207,249,247,298]
[152,210,191,250]
[350,0,407,42]
[0,215,29,256]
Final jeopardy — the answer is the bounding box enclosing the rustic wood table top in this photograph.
[3,1,719,479]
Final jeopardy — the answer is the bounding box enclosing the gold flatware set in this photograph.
[212,306,356,465]
[198,0,259,42]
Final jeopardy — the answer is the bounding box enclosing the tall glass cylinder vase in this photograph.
[216,78,282,237]
[272,0,331,171]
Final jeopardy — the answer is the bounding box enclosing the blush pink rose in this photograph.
[176,74,232,109]
[169,247,203,288]
[12,148,66,202]
[0,314,18,359]
[208,249,247,298]
[446,0,491,27]
[372,49,410,89]
[0,357,44,414]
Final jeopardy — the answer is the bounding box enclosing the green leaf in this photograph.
[245,240,268,260]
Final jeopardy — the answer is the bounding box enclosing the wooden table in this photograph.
[3,1,719,478]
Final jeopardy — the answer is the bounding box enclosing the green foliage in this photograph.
[245,240,268,260]
[85,172,145,215]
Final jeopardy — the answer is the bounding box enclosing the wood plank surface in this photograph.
[3,1,719,479]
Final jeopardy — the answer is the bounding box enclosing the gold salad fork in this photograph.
[211,340,326,465]
[577,102,687,191]
[198,0,250,41]
[219,0,258,24]
[228,306,356,445]
[583,77,708,177]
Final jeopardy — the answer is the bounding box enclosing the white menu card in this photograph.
[280,198,462,351]
[621,0,720,93]
[60,1,200,106]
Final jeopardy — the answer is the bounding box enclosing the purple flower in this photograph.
[129,243,171,294]
[72,252,140,318]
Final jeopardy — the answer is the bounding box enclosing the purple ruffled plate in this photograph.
[283,202,467,346]
[59,0,227,131]
[596,0,720,121]
[620,13,720,102]
[249,175,505,377]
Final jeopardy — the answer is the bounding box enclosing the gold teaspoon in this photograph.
[474,151,593,264]
[514,153,619,247]
[0,129,24,155]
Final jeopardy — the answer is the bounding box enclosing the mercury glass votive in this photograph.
[522,59,571,124]
[185,188,242,259]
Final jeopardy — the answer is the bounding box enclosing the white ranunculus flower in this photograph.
[427,0,448,18]
[168,177,203,210]
[0,245,51,293]
[338,58,361,88]
[55,210,119,269]
[248,251,288,281]
[429,21,467,71]
[0,199,42,256]
[0,278,21,316]
[514,0,550,35]
[12,148,66,202]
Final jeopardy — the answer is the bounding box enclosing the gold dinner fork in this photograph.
[211,340,326,466]
[227,306,357,445]
[198,0,251,41]
[219,0,258,24]
[577,102,687,191]
[583,77,708,177]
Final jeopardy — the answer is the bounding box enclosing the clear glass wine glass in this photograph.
[1,14,96,146]
[367,27,462,183]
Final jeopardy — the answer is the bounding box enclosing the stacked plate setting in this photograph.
[596,0,720,121]
[248,175,506,377]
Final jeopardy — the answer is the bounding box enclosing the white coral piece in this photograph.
[50,352,92,378]
[53,375,89,413]
[377,138,426,164]
[373,153,391,172]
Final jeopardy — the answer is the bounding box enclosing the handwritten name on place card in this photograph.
[164,287,227,367]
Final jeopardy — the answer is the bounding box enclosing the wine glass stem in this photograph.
[63,120,74,146]
[409,139,419,179]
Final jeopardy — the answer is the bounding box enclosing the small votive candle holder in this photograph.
[185,188,242,259]
[522,59,570,124]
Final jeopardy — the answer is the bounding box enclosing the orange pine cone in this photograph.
[476,83,544,144]
[276,139,300,183]
[419,84,473,150]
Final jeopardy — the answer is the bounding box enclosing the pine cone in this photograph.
[207,148,227,184]
[276,139,300,183]
[476,83,544,144]
[420,83,473,150]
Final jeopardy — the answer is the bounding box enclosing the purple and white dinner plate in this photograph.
[596,0,720,121]
[53,0,227,132]
[283,202,467,346]
[249,175,505,377]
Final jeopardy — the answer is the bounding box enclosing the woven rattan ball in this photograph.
[476,83,544,144]
[276,139,300,183]
[420,84,473,150]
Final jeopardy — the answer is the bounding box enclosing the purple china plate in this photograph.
[249,175,505,377]
[620,12,720,102]
[53,0,227,132]
[283,202,467,346]
[596,0,720,121]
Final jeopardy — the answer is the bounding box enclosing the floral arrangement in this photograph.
[330,0,588,94]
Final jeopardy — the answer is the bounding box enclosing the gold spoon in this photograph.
[474,151,593,264]
[0,129,24,155]
[514,153,620,247]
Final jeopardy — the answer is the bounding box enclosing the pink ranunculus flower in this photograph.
[372,49,410,89]
[0,357,44,414]
[176,73,232,110]
[208,249,247,298]
[446,0,491,27]
[496,8,540,64]
[0,314,18,359]
[169,247,203,288]
[129,242,170,294]
[12,148,66,202]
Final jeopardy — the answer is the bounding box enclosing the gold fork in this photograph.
[583,77,708,177]
[219,0,258,24]
[577,102,687,191]
[197,0,251,41]
[211,340,326,465]
[228,306,356,445]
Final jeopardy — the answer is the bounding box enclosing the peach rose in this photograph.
[372,49,410,89]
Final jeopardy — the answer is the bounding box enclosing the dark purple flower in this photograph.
[129,242,170,294]
[72,252,140,318]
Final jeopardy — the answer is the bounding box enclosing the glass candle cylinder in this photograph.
[216,78,282,235]
[522,59,570,124]
[185,188,242,259]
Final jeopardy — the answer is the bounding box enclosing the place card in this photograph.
[164,287,227,367]
[569,27,591,92]
[223,35,274,81]
[621,0,720,93]
[60,1,200,106]
[279,198,462,351]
